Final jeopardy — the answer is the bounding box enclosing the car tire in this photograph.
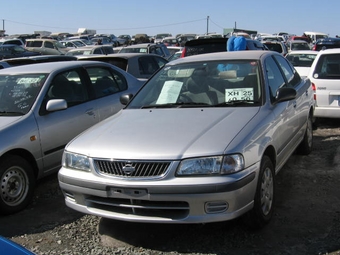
[243,155,275,229]
[296,114,313,155]
[0,155,35,215]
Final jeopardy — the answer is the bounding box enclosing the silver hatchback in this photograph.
[0,61,144,214]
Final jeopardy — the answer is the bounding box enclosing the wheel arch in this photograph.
[0,149,39,179]
[262,145,276,170]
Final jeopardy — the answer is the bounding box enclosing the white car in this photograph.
[308,48,340,119]
[286,50,318,77]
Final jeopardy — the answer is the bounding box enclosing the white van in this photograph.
[304,31,328,44]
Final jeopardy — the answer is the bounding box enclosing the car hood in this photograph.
[294,67,311,77]
[0,116,23,129]
[67,108,259,160]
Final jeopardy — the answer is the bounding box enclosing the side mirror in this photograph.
[120,94,134,105]
[275,87,297,103]
[46,99,67,111]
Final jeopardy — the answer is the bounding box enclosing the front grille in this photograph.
[86,196,189,220]
[94,160,171,178]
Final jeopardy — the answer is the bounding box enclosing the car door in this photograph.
[85,66,128,121]
[265,56,299,164]
[274,54,309,136]
[36,68,99,173]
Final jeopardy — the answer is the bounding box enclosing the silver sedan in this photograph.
[59,51,314,228]
[0,61,144,214]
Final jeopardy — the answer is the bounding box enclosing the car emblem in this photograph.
[122,164,135,175]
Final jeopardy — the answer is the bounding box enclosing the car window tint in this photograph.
[265,56,286,99]
[313,53,340,79]
[274,55,301,87]
[87,67,127,98]
[45,41,54,49]
[139,57,161,75]
[27,41,42,47]
[93,48,102,54]
[47,70,88,107]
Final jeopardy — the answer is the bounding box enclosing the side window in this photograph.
[87,67,127,98]
[47,70,88,107]
[93,48,102,54]
[149,46,156,54]
[104,47,114,54]
[155,47,164,56]
[139,57,159,75]
[155,57,168,68]
[274,55,301,87]
[45,41,54,49]
[265,56,286,100]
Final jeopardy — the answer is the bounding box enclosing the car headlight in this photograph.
[176,155,244,176]
[62,152,91,172]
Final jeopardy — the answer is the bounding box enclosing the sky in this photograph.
[1,0,339,38]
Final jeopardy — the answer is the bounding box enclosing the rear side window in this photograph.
[44,41,54,49]
[312,53,340,79]
[26,41,43,47]
[87,67,128,98]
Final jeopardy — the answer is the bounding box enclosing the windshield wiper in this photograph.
[215,100,260,107]
[141,102,210,109]
[0,111,25,116]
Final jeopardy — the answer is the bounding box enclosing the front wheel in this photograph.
[0,155,35,215]
[243,155,275,229]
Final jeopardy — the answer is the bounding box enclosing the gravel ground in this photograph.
[1,118,340,255]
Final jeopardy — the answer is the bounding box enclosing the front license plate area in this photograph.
[109,187,148,198]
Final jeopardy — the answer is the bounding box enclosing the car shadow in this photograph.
[0,173,84,237]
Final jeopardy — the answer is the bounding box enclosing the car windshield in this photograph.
[127,60,262,109]
[0,74,47,115]
[286,53,317,67]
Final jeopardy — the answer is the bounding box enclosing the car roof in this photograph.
[169,50,274,65]
[67,45,113,51]
[0,60,107,74]
[290,40,309,43]
[316,48,340,54]
[25,38,57,42]
[76,52,165,60]
[0,44,21,47]
[121,43,161,49]
[0,55,77,66]
[286,50,317,55]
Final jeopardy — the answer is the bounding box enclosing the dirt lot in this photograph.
[0,118,340,255]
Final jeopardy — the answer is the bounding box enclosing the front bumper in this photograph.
[58,163,259,224]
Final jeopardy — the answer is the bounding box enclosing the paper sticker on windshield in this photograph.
[225,88,254,101]
[17,77,41,84]
[156,80,183,104]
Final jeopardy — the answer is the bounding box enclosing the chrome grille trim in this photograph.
[94,159,171,178]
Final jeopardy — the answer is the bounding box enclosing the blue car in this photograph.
[0,236,35,255]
